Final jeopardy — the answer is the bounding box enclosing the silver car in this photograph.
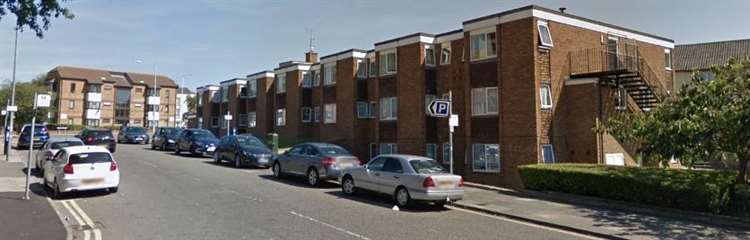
[340,154,464,208]
[35,137,85,175]
[271,143,361,186]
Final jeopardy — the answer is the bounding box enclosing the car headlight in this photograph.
[167,139,175,143]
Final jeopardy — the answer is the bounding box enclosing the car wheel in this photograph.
[214,152,221,164]
[234,154,242,168]
[342,176,356,196]
[174,146,181,155]
[395,187,412,208]
[272,162,282,178]
[109,187,118,193]
[307,168,319,187]
[161,143,167,151]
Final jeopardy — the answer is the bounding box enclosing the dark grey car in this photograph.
[271,143,361,186]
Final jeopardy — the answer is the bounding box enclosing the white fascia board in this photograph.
[375,35,436,51]
[436,32,463,43]
[274,64,311,74]
[320,50,368,64]
[220,79,247,87]
[205,86,220,91]
[247,72,275,79]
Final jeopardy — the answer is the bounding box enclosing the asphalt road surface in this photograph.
[50,144,590,240]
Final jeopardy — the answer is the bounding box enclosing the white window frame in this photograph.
[313,106,321,123]
[248,112,256,128]
[356,101,371,119]
[276,108,286,126]
[541,144,555,164]
[301,107,312,123]
[424,44,436,67]
[469,28,497,61]
[471,87,498,116]
[379,143,397,155]
[356,59,367,78]
[664,49,672,71]
[537,20,554,48]
[425,144,437,160]
[379,49,397,75]
[324,63,336,86]
[440,43,451,65]
[324,103,336,124]
[68,100,75,109]
[369,102,377,118]
[472,143,501,172]
[276,73,286,94]
[379,97,398,121]
[540,84,553,110]
[302,71,312,88]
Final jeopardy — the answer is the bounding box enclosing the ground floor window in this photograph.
[425,144,437,160]
[313,106,320,123]
[301,107,312,123]
[276,109,286,126]
[324,104,336,124]
[472,143,500,172]
[85,119,100,127]
[443,142,452,164]
[238,114,248,127]
[541,144,555,164]
[369,143,378,160]
[248,112,256,128]
[211,117,219,127]
[379,143,397,155]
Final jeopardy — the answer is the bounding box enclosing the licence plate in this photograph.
[207,147,216,152]
[135,137,143,141]
[438,181,455,189]
[82,178,104,185]
[258,157,268,163]
[338,163,353,168]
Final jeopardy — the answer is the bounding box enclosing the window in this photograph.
[85,119,100,127]
[313,106,321,123]
[276,73,286,93]
[356,59,367,78]
[425,144,437,160]
[324,64,336,86]
[382,158,403,173]
[302,71,312,88]
[470,31,497,61]
[537,20,553,47]
[87,84,101,93]
[135,87,143,93]
[70,83,76,93]
[616,86,627,111]
[473,144,500,172]
[357,102,373,119]
[248,80,257,98]
[312,70,321,86]
[324,103,336,124]
[86,101,101,109]
[425,45,436,66]
[440,44,451,65]
[301,107,312,123]
[276,109,286,126]
[379,143,397,154]
[541,144,555,164]
[147,105,160,112]
[471,87,498,116]
[248,112,256,128]
[147,88,160,97]
[68,100,75,109]
[664,49,672,70]
[238,114,248,126]
[211,117,219,127]
[379,97,398,120]
[220,117,227,129]
[379,50,397,75]
[443,143,452,164]
[368,58,377,77]
[540,84,553,109]
[221,86,228,102]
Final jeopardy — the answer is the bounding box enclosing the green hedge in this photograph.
[518,164,744,215]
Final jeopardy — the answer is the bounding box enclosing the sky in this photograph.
[0,0,748,89]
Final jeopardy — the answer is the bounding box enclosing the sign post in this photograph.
[224,112,232,136]
[427,91,458,174]
[24,93,50,200]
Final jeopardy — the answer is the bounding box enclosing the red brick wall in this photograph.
[395,43,426,155]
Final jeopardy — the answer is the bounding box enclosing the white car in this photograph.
[43,146,120,198]
[35,137,85,175]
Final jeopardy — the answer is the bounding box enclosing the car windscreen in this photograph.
[191,130,216,140]
[69,152,112,164]
[22,126,47,134]
[318,146,351,156]
[237,136,265,148]
[164,128,181,136]
[93,131,114,137]
[126,127,146,133]
[409,159,447,174]
[50,141,84,149]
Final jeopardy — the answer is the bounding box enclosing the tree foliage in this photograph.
[604,59,750,184]
[185,95,197,113]
[0,74,56,128]
[0,0,74,37]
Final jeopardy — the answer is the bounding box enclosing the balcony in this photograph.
[148,96,161,105]
[147,111,160,121]
[85,109,101,119]
[86,92,102,102]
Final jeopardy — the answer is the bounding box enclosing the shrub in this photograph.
[518,164,742,215]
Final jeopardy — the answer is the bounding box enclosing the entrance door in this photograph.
[607,36,619,71]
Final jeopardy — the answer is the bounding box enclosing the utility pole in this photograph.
[6,28,19,162]
[23,93,38,200]
[448,91,454,174]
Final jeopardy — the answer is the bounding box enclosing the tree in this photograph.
[186,95,198,113]
[0,0,74,37]
[604,59,750,185]
[0,74,56,127]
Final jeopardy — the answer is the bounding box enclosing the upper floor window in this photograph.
[324,64,336,86]
[664,49,672,71]
[312,69,321,86]
[471,87,498,116]
[70,83,76,93]
[148,88,160,97]
[248,79,257,98]
[276,73,286,93]
[368,57,377,77]
[356,101,376,119]
[197,94,203,106]
[470,30,497,61]
[210,91,220,103]
[302,71,312,88]
[356,59,367,78]
[276,108,286,126]
[424,45,436,66]
[248,112,257,128]
[313,106,321,123]
[324,103,336,124]
[87,84,101,93]
[379,50,397,75]
[220,86,228,102]
[239,85,248,98]
[540,84,553,110]
[380,97,398,121]
[440,44,451,65]
[537,20,553,48]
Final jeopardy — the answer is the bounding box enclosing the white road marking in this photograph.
[141,161,158,168]
[46,197,74,240]
[290,211,371,240]
[447,206,603,240]
[69,200,102,240]
[61,200,90,240]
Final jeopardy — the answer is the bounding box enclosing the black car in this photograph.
[214,134,273,168]
[76,128,116,153]
[118,127,150,144]
[151,127,182,150]
[174,129,219,156]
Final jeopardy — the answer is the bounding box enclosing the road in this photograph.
[47,144,589,240]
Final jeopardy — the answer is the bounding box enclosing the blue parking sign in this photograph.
[428,100,451,118]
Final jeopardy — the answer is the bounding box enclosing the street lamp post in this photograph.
[137,60,158,134]
[5,28,19,161]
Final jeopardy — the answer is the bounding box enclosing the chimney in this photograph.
[305,50,318,64]
[559,7,567,14]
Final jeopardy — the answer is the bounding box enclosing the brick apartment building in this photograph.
[195,5,675,188]
[46,66,179,128]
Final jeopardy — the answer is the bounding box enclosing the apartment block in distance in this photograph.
[47,66,179,128]
[196,5,674,188]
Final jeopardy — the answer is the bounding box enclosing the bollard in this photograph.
[267,133,278,155]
